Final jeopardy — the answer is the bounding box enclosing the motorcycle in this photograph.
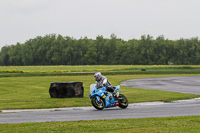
[89,84,128,110]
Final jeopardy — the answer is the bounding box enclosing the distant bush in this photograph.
[1,34,200,66]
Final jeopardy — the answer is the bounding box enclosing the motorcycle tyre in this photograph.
[91,97,105,110]
[118,94,128,109]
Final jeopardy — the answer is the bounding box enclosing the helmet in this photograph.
[94,72,102,81]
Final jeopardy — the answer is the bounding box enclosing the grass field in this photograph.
[0,74,200,110]
[0,116,200,133]
[1,65,200,76]
[0,65,200,132]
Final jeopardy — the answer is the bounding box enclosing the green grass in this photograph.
[0,116,200,133]
[1,65,200,74]
[0,66,199,132]
[1,65,200,78]
[0,74,199,110]
[0,67,200,131]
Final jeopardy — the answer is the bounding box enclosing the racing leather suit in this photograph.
[96,76,116,93]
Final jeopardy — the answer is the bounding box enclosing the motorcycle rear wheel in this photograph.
[91,97,105,110]
[118,94,128,109]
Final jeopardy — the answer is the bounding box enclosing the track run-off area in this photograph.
[0,76,200,123]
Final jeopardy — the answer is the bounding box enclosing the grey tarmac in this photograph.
[121,76,200,95]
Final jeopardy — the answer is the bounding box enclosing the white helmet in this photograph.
[94,72,102,81]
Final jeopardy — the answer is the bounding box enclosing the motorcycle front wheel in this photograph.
[91,97,105,110]
[118,94,128,109]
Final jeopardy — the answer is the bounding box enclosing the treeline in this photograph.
[0,34,200,65]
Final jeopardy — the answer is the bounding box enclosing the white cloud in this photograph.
[0,0,200,48]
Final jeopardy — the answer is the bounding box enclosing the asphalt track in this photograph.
[0,76,200,124]
[121,76,200,95]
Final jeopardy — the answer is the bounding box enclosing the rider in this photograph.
[94,72,119,97]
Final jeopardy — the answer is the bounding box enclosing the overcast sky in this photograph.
[0,0,200,49]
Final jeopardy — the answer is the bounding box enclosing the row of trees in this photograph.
[0,34,200,65]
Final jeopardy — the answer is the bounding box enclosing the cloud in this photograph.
[0,0,48,15]
[0,0,200,49]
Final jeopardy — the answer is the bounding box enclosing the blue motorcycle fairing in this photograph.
[89,84,120,108]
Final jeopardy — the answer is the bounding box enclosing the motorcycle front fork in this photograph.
[96,96,100,102]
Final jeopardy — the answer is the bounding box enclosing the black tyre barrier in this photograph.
[49,82,84,98]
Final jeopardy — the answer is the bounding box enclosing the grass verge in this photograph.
[1,65,200,77]
[0,116,200,133]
